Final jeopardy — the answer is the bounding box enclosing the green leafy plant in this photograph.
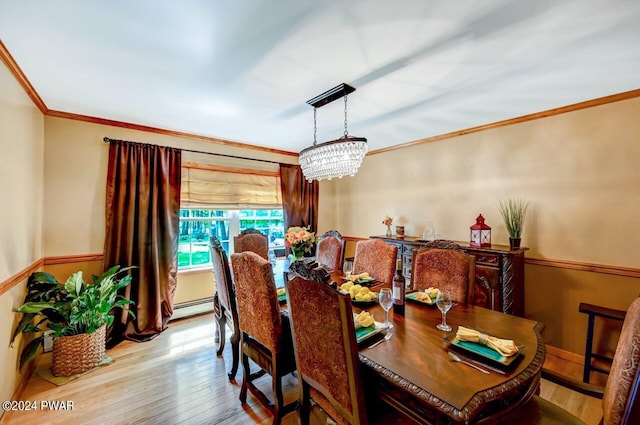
[11,265,135,368]
[497,199,529,238]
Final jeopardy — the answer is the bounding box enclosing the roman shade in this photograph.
[180,166,282,209]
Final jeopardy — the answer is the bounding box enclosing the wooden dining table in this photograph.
[278,261,545,424]
[354,300,544,424]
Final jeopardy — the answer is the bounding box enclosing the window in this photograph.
[178,208,284,269]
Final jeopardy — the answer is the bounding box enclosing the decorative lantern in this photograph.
[470,214,491,248]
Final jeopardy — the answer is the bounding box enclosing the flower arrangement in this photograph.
[285,226,317,260]
[382,215,393,236]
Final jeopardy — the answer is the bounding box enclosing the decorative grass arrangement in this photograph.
[497,199,529,238]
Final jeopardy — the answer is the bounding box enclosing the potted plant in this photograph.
[497,199,529,250]
[11,265,135,376]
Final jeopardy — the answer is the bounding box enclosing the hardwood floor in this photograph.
[1,313,603,425]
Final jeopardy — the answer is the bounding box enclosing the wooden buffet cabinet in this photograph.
[371,235,526,316]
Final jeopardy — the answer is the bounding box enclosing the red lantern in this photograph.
[470,214,491,248]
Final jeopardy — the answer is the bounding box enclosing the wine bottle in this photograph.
[392,258,405,315]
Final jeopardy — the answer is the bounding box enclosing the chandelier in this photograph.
[299,83,368,182]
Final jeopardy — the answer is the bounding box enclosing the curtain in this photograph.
[104,139,182,345]
[279,164,319,233]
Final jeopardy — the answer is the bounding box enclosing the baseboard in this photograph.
[171,298,214,321]
[545,344,584,365]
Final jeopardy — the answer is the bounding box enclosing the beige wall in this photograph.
[324,97,640,354]
[174,270,215,305]
[0,61,45,407]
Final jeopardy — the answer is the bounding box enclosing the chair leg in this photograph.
[239,349,251,404]
[215,312,227,356]
[298,381,311,425]
[272,361,285,425]
[583,313,596,383]
[227,325,240,380]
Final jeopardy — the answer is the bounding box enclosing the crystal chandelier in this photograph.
[299,83,368,182]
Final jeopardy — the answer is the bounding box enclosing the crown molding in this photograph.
[369,88,640,155]
[0,38,47,113]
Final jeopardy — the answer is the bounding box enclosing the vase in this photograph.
[385,225,392,237]
[290,246,305,261]
[509,237,521,250]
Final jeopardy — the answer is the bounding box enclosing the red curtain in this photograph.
[104,139,181,345]
[279,164,319,232]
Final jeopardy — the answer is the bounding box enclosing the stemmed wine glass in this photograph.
[435,289,453,332]
[379,288,394,329]
[343,260,353,280]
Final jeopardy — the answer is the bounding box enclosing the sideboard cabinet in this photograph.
[371,236,526,316]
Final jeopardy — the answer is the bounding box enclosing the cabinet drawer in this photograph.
[465,250,500,268]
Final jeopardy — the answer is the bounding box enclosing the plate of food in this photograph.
[406,287,440,306]
[341,272,376,285]
[340,282,378,305]
[276,287,287,303]
[353,311,383,343]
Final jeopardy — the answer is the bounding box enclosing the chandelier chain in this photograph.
[343,94,349,138]
[313,107,317,146]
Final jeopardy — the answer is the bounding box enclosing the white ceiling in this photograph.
[1,0,639,154]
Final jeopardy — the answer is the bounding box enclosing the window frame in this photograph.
[178,208,284,271]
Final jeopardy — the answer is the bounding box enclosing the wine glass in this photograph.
[435,289,453,332]
[343,260,353,280]
[379,288,394,329]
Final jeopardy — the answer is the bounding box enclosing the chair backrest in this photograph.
[353,238,398,286]
[234,228,269,260]
[603,296,640,425]
[411,241,475,304]
[315,230,346,271]
[230,251,283,354]
[286,273,368,424]
[210,236,237,319]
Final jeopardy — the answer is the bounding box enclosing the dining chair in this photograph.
[234,228,269,259]
[210,236,240,381]
[286,263,415,425]
[497,296,640,425]
[411,240,475,305]
[230,251,297,425]
[353,238,398,286]
[315,230,346,271]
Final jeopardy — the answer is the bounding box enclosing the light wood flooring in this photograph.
[1,313,603,425]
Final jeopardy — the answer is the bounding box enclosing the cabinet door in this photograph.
[472,266,501,311]
[467,251,502,312]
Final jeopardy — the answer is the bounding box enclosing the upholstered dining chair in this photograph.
[315,230,346,271]
[352,238,398,286]
[411,240,475,305]
[210,236,240,381]
[286,264,415,425]
[498,296,640,425]
[230,251,297,425]
[234,228,269,260]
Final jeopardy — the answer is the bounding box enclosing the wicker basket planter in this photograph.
[51,325,106,377]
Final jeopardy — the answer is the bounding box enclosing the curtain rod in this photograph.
[102,137,283,165]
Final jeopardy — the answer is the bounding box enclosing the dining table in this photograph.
[356,300,544,424]
[278,261,545,425]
